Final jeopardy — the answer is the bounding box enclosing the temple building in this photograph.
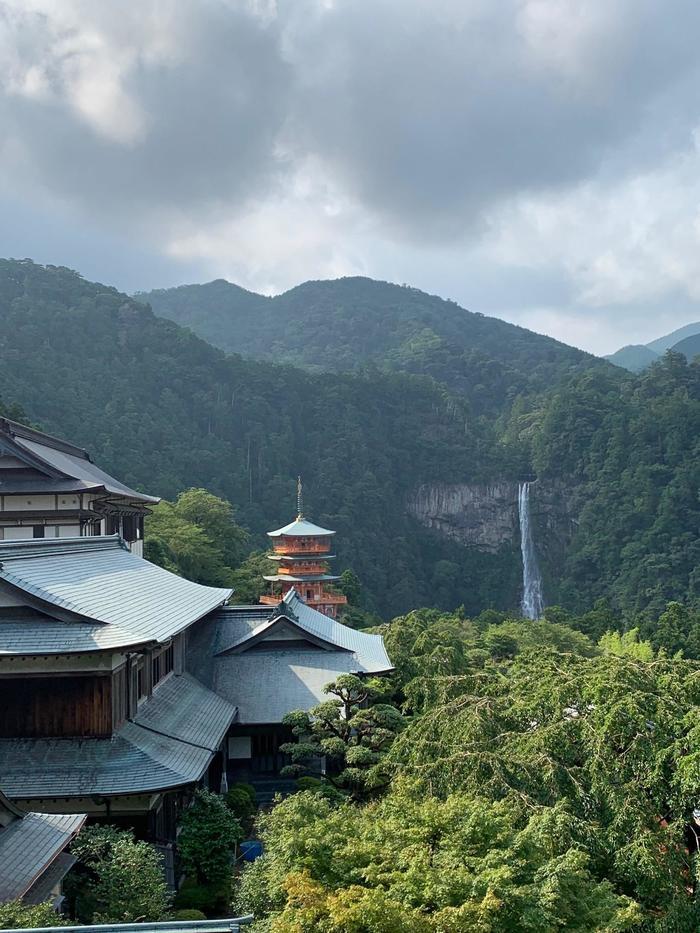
[261,479,348,619]
[0,418,158,556]
[0,535,235,855]
[0,421,393,836]
[209,590,392,781]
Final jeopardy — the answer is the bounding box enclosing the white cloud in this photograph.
[483,141,700,309]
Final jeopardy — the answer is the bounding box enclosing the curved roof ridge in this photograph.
[268,517,335,537]
[0,417,90,460]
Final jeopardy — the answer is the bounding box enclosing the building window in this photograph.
[32,525,45,539]
[122,515,136,542]
[151,643,175,690]
[137,659,146,699]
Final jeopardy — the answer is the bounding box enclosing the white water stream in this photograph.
[518,481,544,619]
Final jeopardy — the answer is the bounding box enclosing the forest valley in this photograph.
[3,260,700,930]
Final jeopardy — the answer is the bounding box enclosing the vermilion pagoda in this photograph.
[260,479,348,619]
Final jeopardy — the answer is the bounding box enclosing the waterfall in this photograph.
[518,481,544,619]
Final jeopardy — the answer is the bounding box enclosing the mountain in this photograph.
[4,259,700,622]
[606,320,700,371]
[0,259,525,617]
[604,344,659,372]
[141,277,603,415]
[670,333,700,361]
[648,321,700,352]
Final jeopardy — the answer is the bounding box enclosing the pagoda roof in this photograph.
[267,517,335,538]
[0,418,159,505]
[267,553,336,561]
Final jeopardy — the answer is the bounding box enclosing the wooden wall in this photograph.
[0,675,113,738]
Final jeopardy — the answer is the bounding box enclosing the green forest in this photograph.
[2,259,700,626]
[143,276,603,417]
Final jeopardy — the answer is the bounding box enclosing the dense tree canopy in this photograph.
[236,611,700,931]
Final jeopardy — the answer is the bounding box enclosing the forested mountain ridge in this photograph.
[0,259,523,616]
[3,259,700,623]
[671,332,700,361]
[142,276,606,415]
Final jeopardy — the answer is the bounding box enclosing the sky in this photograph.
[2,1,700,355]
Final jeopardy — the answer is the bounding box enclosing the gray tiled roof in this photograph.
[0,810,85,902]
[0,610,118,655]
[0,673,236,799]
[215,649,381,723]
[213,590,393,723]
[217,591,392,670]
[23,853,77,905]
[0,917,254,932]
[213,606,280,656]
[0,419,159,504]
[0,537,231,650]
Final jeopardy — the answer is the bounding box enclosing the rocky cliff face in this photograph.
[407,482,520,552]
[407,480,577,558]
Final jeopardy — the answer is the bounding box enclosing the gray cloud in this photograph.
[2,0,700,352]
[284,0,700,238]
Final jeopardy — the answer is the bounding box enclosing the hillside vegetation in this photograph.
[3,260,700,622]
[0,259,522,616]
[142,277,602,415]
[606,320,700,372]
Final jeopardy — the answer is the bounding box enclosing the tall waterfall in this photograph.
[518,481,544,619]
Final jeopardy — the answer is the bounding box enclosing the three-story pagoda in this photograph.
[261,479,347,619]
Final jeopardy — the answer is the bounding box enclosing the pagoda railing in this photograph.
[260,591,348,607]
[272,541,330,555]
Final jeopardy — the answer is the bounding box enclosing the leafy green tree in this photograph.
[0,901,66,929]
[0,397,29,422]
[66,825,171,923]
[598,627,655,659]
[172,487,249,567]
[234,789,643,932]
[281,675,403,796]
[229,550,270,603]
[390,648,700,915]
[178,789,243,885]
[146,489,248,587]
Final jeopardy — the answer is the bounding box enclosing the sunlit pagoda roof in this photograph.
[267,516,336,538]
[267,553,336,561]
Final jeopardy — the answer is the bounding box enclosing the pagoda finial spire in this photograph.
[296,475,304,519]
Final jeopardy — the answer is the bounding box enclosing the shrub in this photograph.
[178,790,243,885]
[172,908,207,921]
[225,785,257,829]
[0,900,65,929]
[175,880,231,916]
[295,776,346,802]
[66,825,171,923]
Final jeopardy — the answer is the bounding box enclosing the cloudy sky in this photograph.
[2,0,700,354]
